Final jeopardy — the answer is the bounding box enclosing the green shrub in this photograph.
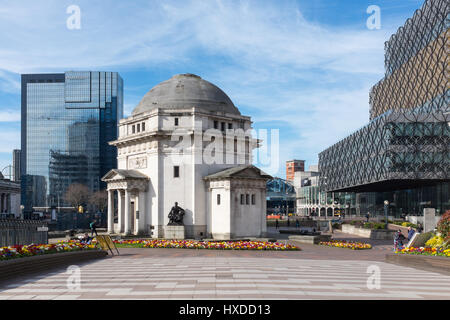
[401,222,418,228]
[332,223,342,230]
[373,223,386,230]
[363,222,385,230]
[411,231,435,247]
[437,211,450,239]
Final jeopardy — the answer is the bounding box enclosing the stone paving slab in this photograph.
[1,253,449,300]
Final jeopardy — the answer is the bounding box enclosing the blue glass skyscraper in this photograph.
[21,71,123,215]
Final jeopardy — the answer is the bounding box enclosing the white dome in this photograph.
[132,74,241,115]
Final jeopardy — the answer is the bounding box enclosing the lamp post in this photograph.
[384,200,389,229]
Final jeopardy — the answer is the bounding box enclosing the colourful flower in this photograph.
[113,239,300,251]
[319,240,372,250]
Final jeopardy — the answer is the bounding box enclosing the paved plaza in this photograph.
[1,235,450,300]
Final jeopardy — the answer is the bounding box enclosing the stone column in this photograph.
[261,189,267,235]
[138,190,146,234]
[124,189,131,235]
[423,208,436,233]
[117,190,124,233]
[7,194,10,214]
[107,189,115,234]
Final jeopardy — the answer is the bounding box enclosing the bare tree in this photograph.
[64,183,90,210]
[89,190,108,213]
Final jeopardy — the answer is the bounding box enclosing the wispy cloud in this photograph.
[0,0,418,175]
[0,69,20,94]
[0,129,20,153]
[0,110,21,122]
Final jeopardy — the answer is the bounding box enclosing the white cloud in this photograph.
[0,70,20,94]
[0,110,21,122]
[0,130,20,153]
[0,0,391,74]
[0,0,405,176]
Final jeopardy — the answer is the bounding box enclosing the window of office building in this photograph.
[174,166,180,178]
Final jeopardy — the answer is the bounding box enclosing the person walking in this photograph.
[295,219,300,229]
[89,219,98,237]
[287,218,290,228]
[275,219,279,230]
[365,213,370,223]
[407,226,415,242]
[417,223,423,233]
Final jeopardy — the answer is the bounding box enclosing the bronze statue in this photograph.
[168,202,185,226]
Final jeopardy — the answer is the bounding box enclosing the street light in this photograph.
[384,200,389,229]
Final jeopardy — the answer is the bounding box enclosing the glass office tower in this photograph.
[21,72,123,215]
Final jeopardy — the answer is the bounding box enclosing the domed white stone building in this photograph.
[102,74,270,239]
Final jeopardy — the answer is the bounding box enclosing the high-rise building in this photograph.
[12,149,21,182]
[21,71,123,214]
[318,0,449,217]
[286,160,305,182]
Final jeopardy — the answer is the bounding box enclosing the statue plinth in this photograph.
[164,225,185,240]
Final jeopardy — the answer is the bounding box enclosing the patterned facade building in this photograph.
[319,0,449,217]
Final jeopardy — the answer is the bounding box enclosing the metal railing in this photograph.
[0,220,48,247]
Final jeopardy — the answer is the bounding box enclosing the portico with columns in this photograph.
[102,169,149,235]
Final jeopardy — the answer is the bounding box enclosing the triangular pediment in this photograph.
[233,167,266,178]
[204,165,272,181]
[102,169,149,182]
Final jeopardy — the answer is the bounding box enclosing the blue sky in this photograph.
[0,0,423,178]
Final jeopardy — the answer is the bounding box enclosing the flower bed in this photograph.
[114,239,300,251]
[395,247,450,257]
[319,240,372,250]
[0,242,97,261]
